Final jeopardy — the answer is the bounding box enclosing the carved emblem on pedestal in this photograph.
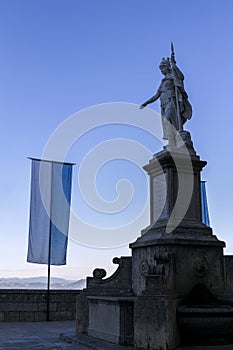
[193,257,208,277]
[140,260,149,276]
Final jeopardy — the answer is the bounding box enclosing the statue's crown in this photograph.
[159,57,170,67]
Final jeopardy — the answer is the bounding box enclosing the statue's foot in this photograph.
[176,130,196,155]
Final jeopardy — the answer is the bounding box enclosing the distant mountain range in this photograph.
[0,277,86,290]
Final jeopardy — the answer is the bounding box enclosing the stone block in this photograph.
[46,302,57,312]
[34,311,46,322]
[66,302,75,311]
[36,303,46,312]
[88,297,134,345]
[88,299,120,343]
[76,292,89,334]
[134,296,179,350]
[0,293,9,303]
[56,302,67,312]
[0,303,10,312]
[50,292,76,303]
[4,312,20,322]
[20,303,39,312]
[50,311,72,321]
[19,312,35,322]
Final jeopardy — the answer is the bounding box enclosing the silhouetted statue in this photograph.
[140,43,192,146]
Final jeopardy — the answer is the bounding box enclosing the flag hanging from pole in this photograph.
[27,159,73,265]
[201,180,210,227]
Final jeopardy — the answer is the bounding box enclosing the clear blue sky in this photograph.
[0,0,233,280]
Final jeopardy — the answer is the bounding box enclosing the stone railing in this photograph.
[0,289,81,321]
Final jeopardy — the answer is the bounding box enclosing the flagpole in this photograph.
[27,157,75,321]
[46,163,53,322]
[171,42,183,131]
[46,255,51,320]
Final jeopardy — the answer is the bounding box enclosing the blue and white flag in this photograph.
[27,159,73,265]
[201,180,210,227]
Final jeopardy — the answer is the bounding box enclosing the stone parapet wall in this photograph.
[0,289,80,321]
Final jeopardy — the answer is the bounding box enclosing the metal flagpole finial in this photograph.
[171,42,176,64]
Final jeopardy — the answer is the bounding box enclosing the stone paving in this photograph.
[0,320,134,350]
[0,321,88,350]
[1,320,233,350]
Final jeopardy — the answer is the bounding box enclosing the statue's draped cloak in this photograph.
[158,64,192,125]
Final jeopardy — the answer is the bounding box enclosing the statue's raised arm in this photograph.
[140,43,192,147]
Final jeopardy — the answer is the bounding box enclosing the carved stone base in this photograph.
[134,297,179,350]
[88,296,134,345]
[130,233,225,296]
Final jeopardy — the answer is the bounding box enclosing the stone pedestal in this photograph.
[128,147,226,349]
[144,147,207,229]
[131,148,225,294]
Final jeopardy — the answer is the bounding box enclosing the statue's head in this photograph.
[159,57,171,75]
